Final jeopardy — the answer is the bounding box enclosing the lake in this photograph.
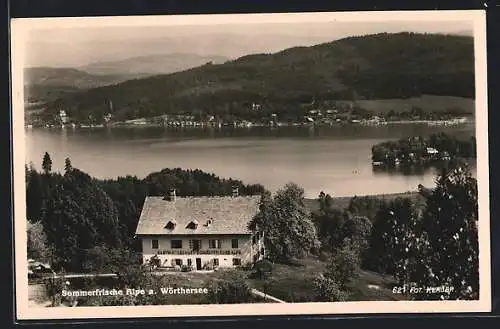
[25,124,477,199]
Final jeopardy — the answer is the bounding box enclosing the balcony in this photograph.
[155,249,242,256]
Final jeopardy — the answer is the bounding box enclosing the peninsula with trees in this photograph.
[371,132,477,167]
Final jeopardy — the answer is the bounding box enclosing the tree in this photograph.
[347,196,385,219]
[250,183,320,262]
[81,245,142,273]
[43,168,122,271]
[317,191,334,211]
[324,239,362,288]
[26,166,44,222]
[411,164,479,300]
[64,158,73,174]
[27,221,51,262]
[313,193,372,255]
[366,197,419,277]
[42,152,52,174]
[25,164,29,188]
[312,237,361,302]
[312,207,346,252]
[341,214,372,254]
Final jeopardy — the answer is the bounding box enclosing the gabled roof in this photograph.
[135,195,261,236]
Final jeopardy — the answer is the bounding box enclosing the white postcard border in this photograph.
[11,10,491,320]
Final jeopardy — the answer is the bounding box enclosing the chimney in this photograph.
[168,188,176,201]
[232,186,239,198]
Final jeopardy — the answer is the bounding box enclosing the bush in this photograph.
[203,263,214,271]
[241,262,253,271]
[181,265,193,272]
[312,275,349,302]
[253,259,273,279]
[149,255,161,268]
[324,240,361,288]
[115,264,149,288]
[204,272,253,304]
[318,251,330,262]
[44,277,66,305]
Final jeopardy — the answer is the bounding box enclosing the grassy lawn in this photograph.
[247,257,325,303]
[304,191,424,214]
[346,270,407,301]
[246,256,403,302]
[335,95,474,114]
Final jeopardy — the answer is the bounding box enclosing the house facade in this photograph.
[135,189,265,271]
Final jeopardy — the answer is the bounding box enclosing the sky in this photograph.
[19,16,474,68]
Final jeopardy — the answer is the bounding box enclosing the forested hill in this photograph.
[45,32,474,122]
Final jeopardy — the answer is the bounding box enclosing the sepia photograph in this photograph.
[11,10,490,320]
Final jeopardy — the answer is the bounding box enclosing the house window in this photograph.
[151,239,159,249]
[187,259,192,267]
[213,258,219,266]
[189,239,201,251]
[174,259,182,266]
[208,239,221,249]
[171,240,183,249]
[232,258,241,266]
[231,239,239,249]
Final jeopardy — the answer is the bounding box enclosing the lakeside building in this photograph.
[135,188,265,271]
[59,110,69,124]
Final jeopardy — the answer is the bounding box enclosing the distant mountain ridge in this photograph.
[79,53,230,76]
[43,32,475,122]
[24,67,139,88]
[23,67,145,104]
[24,53,229,103]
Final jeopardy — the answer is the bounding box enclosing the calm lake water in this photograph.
[25,124,476,198]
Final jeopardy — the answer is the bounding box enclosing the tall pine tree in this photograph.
[42,152,52,174]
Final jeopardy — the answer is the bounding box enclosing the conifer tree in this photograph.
[42,152,52,174]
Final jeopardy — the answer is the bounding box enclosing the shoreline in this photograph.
[25,119,475,130]
[24,158,423,201]
[304,190,421,202]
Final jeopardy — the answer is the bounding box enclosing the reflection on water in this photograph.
[372,162,477,177]
[25,124,476,198]
[372,165,430,176]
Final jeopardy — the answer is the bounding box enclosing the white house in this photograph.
[426,147,439,155]
[59,110,69,124]
[135,188,265,271]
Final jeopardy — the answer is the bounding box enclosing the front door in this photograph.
[196,258,202,271]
